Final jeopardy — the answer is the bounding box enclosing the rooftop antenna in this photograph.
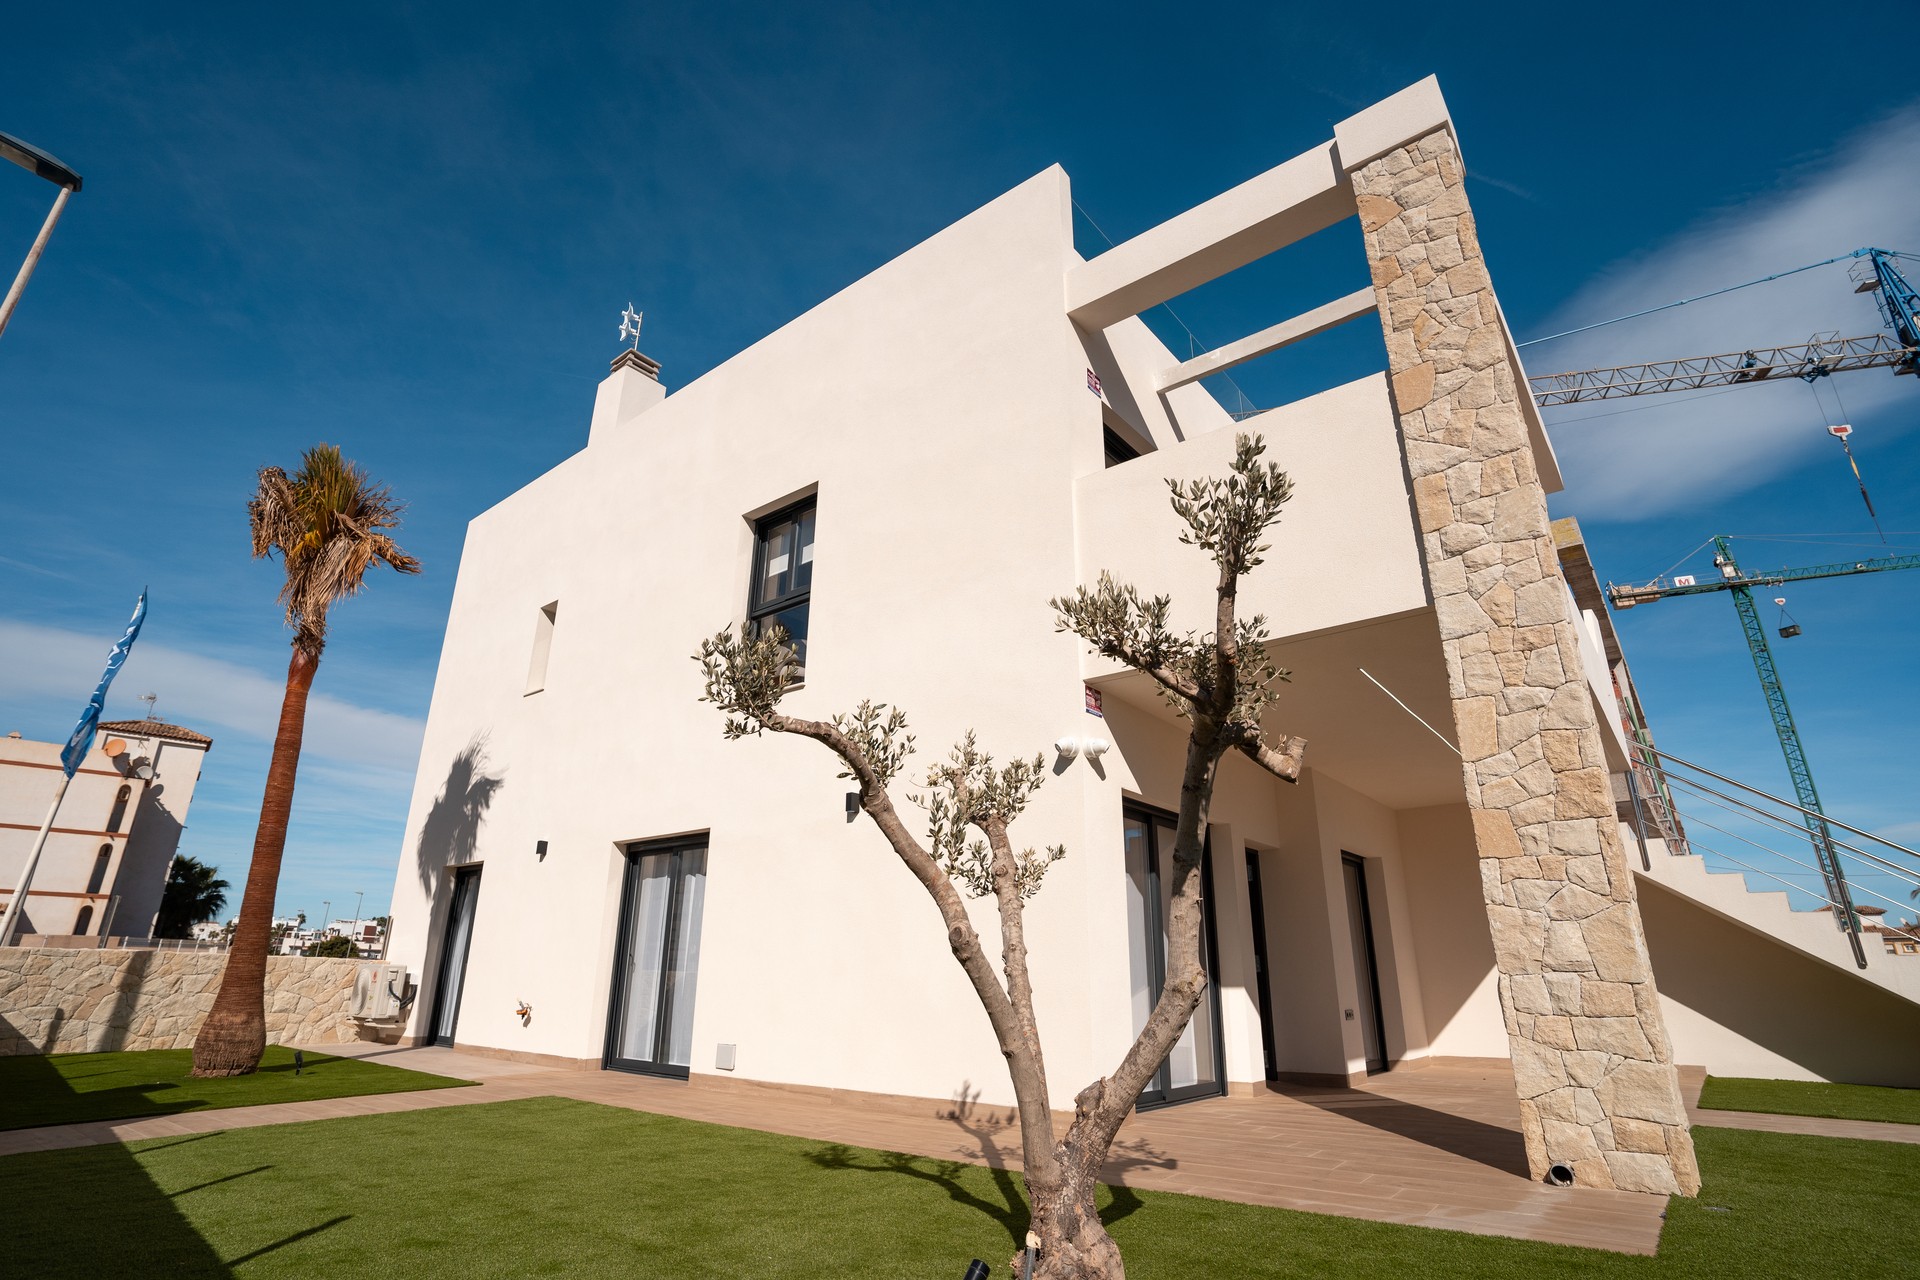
[618,303,644,351]
[138,692,158,721]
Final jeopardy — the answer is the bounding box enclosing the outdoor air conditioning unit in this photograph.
[349,962,412,1022]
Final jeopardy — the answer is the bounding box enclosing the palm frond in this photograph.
[251,443,422,653]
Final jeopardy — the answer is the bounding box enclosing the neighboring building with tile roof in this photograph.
[1,719,212,942]
[97,719,215,748]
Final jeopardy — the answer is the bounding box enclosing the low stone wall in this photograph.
[0,947,369,1055]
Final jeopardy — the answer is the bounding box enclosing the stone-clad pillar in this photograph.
[1347,127,1700,1196]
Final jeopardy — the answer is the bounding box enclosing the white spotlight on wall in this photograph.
[1082,736,1110,760]
[1053,736,1081,760]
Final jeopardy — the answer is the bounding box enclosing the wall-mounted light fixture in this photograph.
[1053,735,1110,763]
[845,792,860,823]
[535,840,549,861]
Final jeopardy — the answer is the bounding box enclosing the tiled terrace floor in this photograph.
[0,1046,1685,1254]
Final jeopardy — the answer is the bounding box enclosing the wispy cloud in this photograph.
[0,556,77,581]
[0,618,424,775]
[1528,103,1920,518]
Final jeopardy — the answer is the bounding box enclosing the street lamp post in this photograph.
[0,131,83,342]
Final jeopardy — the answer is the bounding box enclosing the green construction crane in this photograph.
[1610,542,1920,967]
[1523,248,1920,971]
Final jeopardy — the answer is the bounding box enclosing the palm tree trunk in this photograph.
[191,645,320,1077]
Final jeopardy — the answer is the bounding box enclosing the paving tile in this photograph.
[1690,1107,1920,1145]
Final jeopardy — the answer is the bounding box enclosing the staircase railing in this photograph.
[1628,743,1920,955]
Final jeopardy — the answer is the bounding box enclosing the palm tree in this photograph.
[191,445,420,1077]
[154,856,229,938]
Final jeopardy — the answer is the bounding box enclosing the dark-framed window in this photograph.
[1103,426,1141,469]
[748,497,816,670]
[86,844,112,895]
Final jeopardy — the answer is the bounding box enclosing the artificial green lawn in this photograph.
[1697,1075,1920,1126]
[2,1097,1916,1278]
[0,1046,473,1130]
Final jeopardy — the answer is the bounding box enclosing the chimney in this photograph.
[588,347,666,447]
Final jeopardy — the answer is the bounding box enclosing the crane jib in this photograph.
[1608,552,1920,607]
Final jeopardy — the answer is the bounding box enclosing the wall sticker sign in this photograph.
[1085,685,1104,717]
[1086,368,1103,398]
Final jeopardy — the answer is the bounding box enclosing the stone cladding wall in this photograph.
[1347,128,1701,1195]
[0,947,364,1055]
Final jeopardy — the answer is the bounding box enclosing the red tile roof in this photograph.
[97,720,214,748]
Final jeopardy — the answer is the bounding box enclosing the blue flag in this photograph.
[60,591,148,778]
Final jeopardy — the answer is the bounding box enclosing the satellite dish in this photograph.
[102,737,127,758]
[131,759,155,781]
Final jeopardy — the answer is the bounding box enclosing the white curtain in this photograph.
[617,853,675,1062]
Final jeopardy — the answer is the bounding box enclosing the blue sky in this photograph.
[2,1,1916,925]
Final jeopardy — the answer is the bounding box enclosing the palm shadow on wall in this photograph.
[414,735,505,895]
[411,736,504,1019]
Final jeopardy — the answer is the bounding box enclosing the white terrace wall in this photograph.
[0,948,367,1056]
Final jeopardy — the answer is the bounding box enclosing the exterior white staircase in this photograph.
[1634,840,1920,1007]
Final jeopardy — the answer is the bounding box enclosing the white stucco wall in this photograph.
[391,167,1140,1105]
[1074,372,1428,659]
[1397,802,1510,1059]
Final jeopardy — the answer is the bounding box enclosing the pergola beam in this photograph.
[1065,143,1353,331]
[1156,287,1377,392]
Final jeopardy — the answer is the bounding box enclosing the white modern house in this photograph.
[384,79,1919,1197]
[1,719,211,942]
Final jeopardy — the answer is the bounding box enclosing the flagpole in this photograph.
[4,589,149,948]
[0,764,80,948]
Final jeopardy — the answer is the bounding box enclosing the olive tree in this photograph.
[697,433,1305,1279]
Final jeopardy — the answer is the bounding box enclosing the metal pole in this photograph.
[1,771,75,947]
[148,852,179,940]
[0,185,73,342]
[1623,766,1655,872]
[1713,539,1867,968]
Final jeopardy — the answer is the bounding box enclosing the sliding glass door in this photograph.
[1124,803,1224,1108]
[605,839,708,1077]
[429,866,481,1047]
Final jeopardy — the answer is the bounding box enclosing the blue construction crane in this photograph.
[1528,247,1920,405]
[1610,544,1920,968]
